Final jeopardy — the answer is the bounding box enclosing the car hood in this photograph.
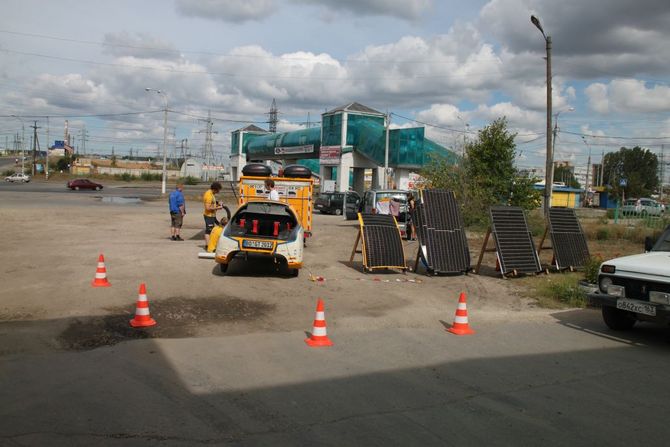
[604,252,670,277]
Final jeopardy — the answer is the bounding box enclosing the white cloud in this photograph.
[585,83,609,114]
[476,102,544,129]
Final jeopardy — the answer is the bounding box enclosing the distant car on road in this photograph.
[67,178,103,191]
[622,198,664,217]
[4,173,30,183]
[315,191,360,220]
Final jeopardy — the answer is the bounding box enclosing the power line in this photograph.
[0,29,503,66]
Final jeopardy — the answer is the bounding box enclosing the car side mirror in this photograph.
[644,236,654,252]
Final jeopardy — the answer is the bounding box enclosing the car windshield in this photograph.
[376,192,408,204]
[651,228,670,252]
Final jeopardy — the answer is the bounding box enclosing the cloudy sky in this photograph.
[1,0,669,172]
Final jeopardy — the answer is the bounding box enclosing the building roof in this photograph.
[324,102,384,116]
[237,124,267,133]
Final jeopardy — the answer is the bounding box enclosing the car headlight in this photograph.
[599,276,613,293]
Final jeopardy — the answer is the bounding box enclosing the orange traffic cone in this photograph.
[305,298,333,347]
[447,292,475,335]
[130,283,156,328]
[91,254,111,287]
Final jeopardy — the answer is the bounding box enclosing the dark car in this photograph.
[67,178,103,191]
[315,191,360,220]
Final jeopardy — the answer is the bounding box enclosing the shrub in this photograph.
[2,169,15,177]
[583,254,604,284]
[115,172,134,182]
[182,176,199,185]
[140,172,161,181]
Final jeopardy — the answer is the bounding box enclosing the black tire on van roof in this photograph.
[283,165,312,179]
[242,163,272,177]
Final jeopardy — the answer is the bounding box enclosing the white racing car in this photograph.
[214,200,303,276]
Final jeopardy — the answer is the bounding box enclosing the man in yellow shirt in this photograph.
[203,181,223,247]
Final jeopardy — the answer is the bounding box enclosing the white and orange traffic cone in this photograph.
[91,254,111,287]
[447,292,475,335]
[130,283,156,328]
[305,298,333,347]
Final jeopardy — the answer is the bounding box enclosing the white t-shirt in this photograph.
[269,189,280,201]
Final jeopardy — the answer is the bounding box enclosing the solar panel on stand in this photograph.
[419,189,471,273]
[490,206,541,275]
[411,203,430,269]
[548,207,590,269]
[412,190,469,273]
[358,213,406,271]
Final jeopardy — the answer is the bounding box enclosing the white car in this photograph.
[588,227,670,329]
[4,173,30,183]
[215,200,303,276]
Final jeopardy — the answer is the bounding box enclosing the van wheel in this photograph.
[335,208,342,216]
[219,263,228,274]
[602,306,636,330]
[290,268,299,277]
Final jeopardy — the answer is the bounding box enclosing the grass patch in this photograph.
[519,272,587,309]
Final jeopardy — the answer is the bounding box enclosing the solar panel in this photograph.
[414,189,470,273]
[490,206,541,275]
[548,207,590,269]
[358,213,406,271]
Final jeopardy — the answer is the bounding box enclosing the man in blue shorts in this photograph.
[169,183,186,241]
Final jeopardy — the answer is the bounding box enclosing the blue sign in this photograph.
[619,178,627,187]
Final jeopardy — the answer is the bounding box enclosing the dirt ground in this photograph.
[0,185,548,355]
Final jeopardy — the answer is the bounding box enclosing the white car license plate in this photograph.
[616,299,656,316]
[242,240,273,250]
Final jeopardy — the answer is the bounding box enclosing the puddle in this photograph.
[99,196,143,204]
[58,296,275,351]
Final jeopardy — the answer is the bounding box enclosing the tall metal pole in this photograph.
[161,97,168,194]
[45,116,49,180]
[384,112,390,189]
[145,88,168,194]
[582,137,592,205]
[531,16,553,216]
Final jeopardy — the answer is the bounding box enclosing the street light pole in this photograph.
[145,88,169,194]
[384,112,390,189]
[531,15,553,216]
[582,136,592,205]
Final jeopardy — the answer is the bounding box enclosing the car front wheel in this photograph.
[96,186,101,191]
[74,186,80,191]
[602,306,636,330]
[334,208,342,216]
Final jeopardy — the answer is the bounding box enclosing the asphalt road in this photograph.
[2,181,670,446]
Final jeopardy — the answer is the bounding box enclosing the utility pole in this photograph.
[531,15,553,216]
[45,116,49,180]
[384,112,390,189]
[661,144,665,202]
[31,121,40,176]
[582,137,591,206]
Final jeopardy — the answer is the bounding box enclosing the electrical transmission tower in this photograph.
[198,111,218,180]
[268,98,278,133]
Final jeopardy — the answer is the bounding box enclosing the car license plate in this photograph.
[616,299,656,316]
[242,240,273,250]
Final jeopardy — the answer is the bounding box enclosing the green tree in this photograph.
[553,164,581,189]
[603,146,658,199]
[420,117,541,226]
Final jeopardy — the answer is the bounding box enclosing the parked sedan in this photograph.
[67,178,103,191]
[621,198,663,217]
[4,173,30,183]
